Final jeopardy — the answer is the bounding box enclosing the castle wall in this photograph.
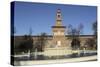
[14,35,95,50]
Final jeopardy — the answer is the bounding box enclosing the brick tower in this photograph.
[51,9,67,48]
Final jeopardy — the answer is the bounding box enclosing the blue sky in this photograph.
[14,1,97,35]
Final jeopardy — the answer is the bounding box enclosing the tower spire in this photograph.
[56,9,62,26]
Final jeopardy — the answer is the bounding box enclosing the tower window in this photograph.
[57,41,61,47]
[58,15,60,17]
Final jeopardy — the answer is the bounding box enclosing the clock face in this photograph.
[58,21,61,25]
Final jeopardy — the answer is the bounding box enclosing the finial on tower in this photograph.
[57,9,61,13]
[56,9,62,26]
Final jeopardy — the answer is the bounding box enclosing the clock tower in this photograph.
[51,9,67,47]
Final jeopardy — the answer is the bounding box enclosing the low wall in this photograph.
[44,47,72,56]
[14,49,97,57]
[15,55,97,66]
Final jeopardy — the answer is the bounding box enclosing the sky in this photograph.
[13,1,97,35]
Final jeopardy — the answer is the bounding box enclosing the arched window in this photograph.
[58,15,60,18]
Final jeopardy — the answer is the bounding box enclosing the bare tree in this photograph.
[92,21,97,50]
[67,24,73,35]
[67,24,84,50]
[16,34,33,54]
[67,23,83,37]
[77,23,84,35]
[29,27,32,36]
[83,21,97,50]
[15,27,34,54]
[35,32,47,52]
[92,21,97,38]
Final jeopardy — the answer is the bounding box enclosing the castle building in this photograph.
[14,9,95,52]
